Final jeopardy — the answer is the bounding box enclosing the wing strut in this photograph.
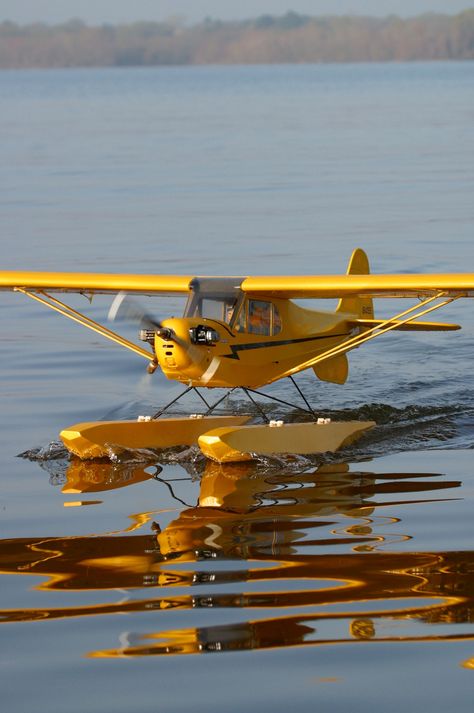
[15,288,155,364]
[283,292,462,379]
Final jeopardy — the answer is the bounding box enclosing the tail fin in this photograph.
[313,249,373,386]
[337,248,374,320]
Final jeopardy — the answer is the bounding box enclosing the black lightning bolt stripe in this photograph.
[222,333,351,360]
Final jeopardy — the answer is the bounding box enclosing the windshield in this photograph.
[185,295,237,324]
[184,278,244,325]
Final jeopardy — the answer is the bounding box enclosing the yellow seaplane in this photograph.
[1,248,473,462]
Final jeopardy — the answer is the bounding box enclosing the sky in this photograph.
[0,1,472,25]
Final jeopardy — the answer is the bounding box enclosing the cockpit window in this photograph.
[235,300,282,336]
[183,279,281,334]
[185,295,237,324]
[248,300,271,335]
[184,278,243,325]
[273,304,282,335]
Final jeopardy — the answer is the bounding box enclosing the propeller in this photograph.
[108,292,173,340]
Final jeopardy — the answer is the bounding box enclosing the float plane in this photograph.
[1,249,473,462]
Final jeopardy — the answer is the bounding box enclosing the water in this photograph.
[1,62,474,711]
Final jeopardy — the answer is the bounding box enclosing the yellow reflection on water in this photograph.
[64,500,102,507]
[0,457,473,658]
[62,459,159,493]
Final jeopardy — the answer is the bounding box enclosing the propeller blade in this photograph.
[108,292,209,368]
[108,292,161,330]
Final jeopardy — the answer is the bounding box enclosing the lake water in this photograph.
[1,62,474,711]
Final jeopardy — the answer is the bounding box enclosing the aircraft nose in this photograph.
[155,326,174,340]
[154,318,193,371]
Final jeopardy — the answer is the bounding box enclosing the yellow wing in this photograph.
[0,271,196,364]
[0,271,194,295]
[1,270,474,298]
[241,274,474,299]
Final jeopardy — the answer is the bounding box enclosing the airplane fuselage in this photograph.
[153,297,355,388]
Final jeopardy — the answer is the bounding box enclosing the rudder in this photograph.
[313,248,373,386]
[337,248,374,319]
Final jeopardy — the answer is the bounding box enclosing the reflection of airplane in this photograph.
[2,249,473,460]
[1,460,471,658]
[57,457,460,560]
[158,461,461,559]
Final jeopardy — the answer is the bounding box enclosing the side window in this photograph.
[234,300,282,335]
[272,304,282,335]
[248,300,271,336]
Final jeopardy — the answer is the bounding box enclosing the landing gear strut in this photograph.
[151,377,317,422]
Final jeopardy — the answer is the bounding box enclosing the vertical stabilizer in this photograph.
[337,248,374,319]
[315,249,373,385]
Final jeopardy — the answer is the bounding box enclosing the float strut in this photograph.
[203,388,238,416]
[152,386,194,419]
[242,388,270,423]
[245,386,314,416]
[288,375,317,417]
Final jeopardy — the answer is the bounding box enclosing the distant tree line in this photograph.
[0,11,473,69]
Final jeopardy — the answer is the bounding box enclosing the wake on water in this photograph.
[17,402,474,484]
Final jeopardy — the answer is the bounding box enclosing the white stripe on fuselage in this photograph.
[199,357,221,385]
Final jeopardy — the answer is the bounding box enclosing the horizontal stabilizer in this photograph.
[313,353,349,384]
[349,318,460,332]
